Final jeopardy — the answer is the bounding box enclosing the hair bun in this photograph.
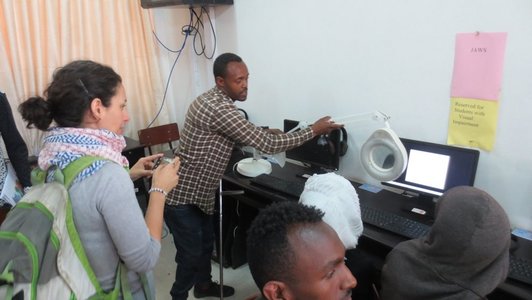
[19,96,53,130]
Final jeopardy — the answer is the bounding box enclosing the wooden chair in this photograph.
[137,123,180,155]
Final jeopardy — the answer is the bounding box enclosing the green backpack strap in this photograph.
[120,263,133,300]
[30,156,105,187]
[87,263,123,300]
[31,156,147,299]
[0,261,14,300]
[61,158,143,299]
[62,156,105,188]
[118,262,154,300]
[140,273,153,300]
[91,262,147,300]
[42,157,113,297]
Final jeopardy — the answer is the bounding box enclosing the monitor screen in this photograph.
[383,138,480,198]
[283,119,341,172]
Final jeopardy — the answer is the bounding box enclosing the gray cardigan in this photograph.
[69,162,160,298]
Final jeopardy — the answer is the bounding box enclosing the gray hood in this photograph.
[381,186,510,300]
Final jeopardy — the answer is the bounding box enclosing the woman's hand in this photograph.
[151,157,180,194]
[129,153,163,181]
[144,157,180,240]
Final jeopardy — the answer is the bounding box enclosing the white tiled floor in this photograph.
[154,228,259,300]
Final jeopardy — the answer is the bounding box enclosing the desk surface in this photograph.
[222,149,532,299]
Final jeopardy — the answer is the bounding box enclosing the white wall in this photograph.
[152,0,532,231]
[150,7,216,126]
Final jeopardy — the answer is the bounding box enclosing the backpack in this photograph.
[0,156,152,300]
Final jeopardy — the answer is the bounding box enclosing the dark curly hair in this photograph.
[213,53,243,79]
[19,60,122,130]
[247,201,324,291]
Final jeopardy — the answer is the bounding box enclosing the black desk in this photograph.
[222,149,532,300]
[222,150,434,246]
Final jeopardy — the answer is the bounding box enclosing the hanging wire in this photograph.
[147,6,217,128]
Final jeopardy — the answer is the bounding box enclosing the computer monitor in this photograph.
[283,119,341,173]
[383,138,480,202]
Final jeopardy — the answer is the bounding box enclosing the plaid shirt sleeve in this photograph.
[211,101,313,154]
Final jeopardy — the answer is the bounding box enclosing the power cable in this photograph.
[147,6,217,127]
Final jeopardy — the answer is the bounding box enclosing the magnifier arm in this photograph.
[332,111,391,126]
[286,121,310,133]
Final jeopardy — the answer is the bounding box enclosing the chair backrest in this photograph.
[138,123,180,155]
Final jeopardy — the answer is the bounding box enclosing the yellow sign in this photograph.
[447,97,499,151]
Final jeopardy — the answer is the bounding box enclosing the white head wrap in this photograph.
[299,173,363,249]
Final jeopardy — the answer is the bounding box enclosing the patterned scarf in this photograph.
[38,127,129,183]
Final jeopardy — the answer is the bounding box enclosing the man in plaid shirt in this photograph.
[164,53,343,300]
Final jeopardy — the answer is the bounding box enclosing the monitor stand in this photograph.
[311,165,334,175]
[288,159,335,177]
[401,192,437,220]
[296,165,334,178]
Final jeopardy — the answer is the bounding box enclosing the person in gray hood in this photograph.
[380,186,511,300]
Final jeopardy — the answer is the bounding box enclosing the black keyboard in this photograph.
[509,255,532,286]
[360,204,431,239]
[250,174,305,198]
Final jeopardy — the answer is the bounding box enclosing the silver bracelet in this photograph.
[148,187,168,197]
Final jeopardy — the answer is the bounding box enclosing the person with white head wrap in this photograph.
[299,172,378,300]
[299,172,363,249]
